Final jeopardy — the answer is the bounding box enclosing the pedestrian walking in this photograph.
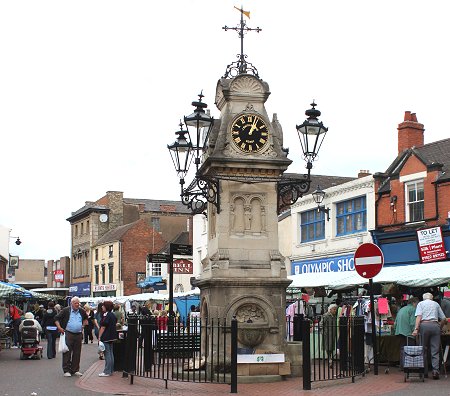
[55,296,88,377]
[412,292,447,379]
[395,297,419,350]
[98,300,117,377]
[41,301,59,359]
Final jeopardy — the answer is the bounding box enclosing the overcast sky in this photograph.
[1,1,449,261]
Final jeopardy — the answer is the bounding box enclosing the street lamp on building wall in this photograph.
[168,98,329,215]
[312,185,331,221]
[9,236,21,245]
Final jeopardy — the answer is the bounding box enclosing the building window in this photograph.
[151,217,160,232]
[108,263,113,284]
[336,196,367,236]
[101,264,105,284]
[95,266,99,285]
[152,262,161,276]
[95,249,98,261]
[75,225,78,237]
[86,220,89,233]
[108,245,113,258]
[406,180,424,222]
[81,222,84,234]
[300,209,325,242]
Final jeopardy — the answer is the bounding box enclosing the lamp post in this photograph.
[167,93,218,215]
[312,185,331,221]
[6,232,22,283]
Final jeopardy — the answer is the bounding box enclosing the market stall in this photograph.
[288,260,450,368]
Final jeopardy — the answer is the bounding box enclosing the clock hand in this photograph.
[249,118,258,135]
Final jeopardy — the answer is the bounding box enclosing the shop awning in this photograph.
[0,281,32,298]
[288,261,450,290]
[137,276,167,290]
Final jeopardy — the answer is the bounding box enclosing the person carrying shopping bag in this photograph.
[97,300,117,377]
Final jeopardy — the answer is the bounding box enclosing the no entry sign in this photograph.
[354,243,384,279]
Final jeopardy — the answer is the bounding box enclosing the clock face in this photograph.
[231,113,269,153]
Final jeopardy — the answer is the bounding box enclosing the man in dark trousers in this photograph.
[55,297,88,377]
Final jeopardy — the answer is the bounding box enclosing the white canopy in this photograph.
[78,289,200,305]
[288,261,450,290]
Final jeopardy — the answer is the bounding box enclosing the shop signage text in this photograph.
[172,259,193,274]
[54,270,64,283]
[69,282,91,296]
[417,226,447,263]
[93,283,117,292]
[292,254,355,275]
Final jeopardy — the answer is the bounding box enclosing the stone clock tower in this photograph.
[193,13,293,354]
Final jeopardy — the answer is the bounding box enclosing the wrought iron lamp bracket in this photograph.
[181,175,220,215]
[277,175,312,215]
[317,205,331,222]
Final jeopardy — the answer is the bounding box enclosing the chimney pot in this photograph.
[398,111,424,154]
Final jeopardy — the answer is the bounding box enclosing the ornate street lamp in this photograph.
[296,101,328,168]
[277,102,328,213]
[167,93,218,215]
[312,185,331,221]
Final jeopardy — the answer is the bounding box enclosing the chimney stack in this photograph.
[358,170,371,178]
[398,111,424,154]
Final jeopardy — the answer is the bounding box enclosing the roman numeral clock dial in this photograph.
[231,114,269,153]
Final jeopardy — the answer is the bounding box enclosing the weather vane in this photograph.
[222,6,262,78]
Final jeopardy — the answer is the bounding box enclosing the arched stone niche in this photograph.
[224,296,278,348]
[230,193,266,236]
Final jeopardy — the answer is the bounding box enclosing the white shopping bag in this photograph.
[58,333,69,353]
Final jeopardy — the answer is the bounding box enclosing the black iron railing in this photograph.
[123,315,238,392]
[302,316,365,390]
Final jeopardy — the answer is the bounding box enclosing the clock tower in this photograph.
[193,12,292,354]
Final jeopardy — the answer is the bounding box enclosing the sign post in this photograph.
[168,244,193,318]
[354,243,384,376]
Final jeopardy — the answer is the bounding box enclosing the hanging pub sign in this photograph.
[416,226,447,263]
[9,256,19,268]
[172,259,193,274]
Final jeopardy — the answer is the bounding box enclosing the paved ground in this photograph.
[78,356,450,396]
[3,339,450,395]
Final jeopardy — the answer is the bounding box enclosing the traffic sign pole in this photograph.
[369,278,378,375]
[353,243,385,376]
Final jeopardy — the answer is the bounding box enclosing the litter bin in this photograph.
[113,330,127,372]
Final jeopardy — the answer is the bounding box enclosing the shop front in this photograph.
[69,281,91,297]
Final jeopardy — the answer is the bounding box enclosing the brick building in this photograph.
[372,111,450,266]
[67,191,192,297]
[92,219,166,297]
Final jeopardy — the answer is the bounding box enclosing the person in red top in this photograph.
[157,310,168,331]
[8,302,22,348]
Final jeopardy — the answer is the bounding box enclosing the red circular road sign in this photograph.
[354,243,384,279]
